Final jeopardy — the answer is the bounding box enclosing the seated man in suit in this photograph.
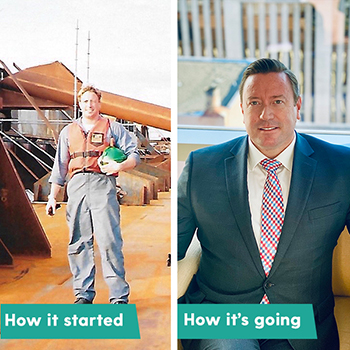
[178,58,350,350]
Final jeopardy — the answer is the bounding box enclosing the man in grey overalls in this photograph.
[46,85,140,304]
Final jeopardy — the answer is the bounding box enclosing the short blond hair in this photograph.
[77,85,102,102]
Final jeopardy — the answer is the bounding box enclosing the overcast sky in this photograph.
[1,0,171,108]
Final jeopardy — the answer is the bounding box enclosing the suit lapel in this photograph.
[225,136,265,278]
[269,133,317,277]
[225,133,317,279]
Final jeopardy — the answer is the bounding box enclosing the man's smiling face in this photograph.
[79,91,101,121]
[241,72,301,159]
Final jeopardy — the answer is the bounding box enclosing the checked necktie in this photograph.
[259,158,284,304]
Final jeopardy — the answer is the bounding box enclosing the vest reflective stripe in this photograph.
[68,117,110,176]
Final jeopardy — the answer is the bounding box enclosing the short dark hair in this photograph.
[239,58,300,104]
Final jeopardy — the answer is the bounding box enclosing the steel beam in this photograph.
[0,239,13,266]
[0,60,59,142]
[0,61,171,131]
[0,136,51,258]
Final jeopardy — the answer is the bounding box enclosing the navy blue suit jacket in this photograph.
[178,132,350,350]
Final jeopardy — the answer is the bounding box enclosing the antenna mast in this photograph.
[87,31,91,83]
[74,20,79,119]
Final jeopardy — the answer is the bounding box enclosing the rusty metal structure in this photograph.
[0,60,171,133]
[0,136,51,266]
[0,60,171,265]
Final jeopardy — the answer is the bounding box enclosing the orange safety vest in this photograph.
[68,116,110,176]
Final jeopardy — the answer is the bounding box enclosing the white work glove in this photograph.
[46,196,57,216]
[100,160,123,176]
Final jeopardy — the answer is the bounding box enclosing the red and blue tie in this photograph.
[260,158,284,304]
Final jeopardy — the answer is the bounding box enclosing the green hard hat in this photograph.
[100,146,127,165]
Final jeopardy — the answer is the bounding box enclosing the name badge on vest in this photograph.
[91,132,104,145]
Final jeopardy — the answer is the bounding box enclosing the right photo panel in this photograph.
[177,1,350,349]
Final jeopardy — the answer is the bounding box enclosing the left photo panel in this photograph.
[0,1,171,349]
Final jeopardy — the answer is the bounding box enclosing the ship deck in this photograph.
[0,191,171,349]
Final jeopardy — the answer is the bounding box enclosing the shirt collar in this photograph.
[248,133,296,172]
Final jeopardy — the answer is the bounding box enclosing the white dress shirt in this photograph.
[247,135,296,247]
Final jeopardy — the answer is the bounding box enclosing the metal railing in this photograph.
[0,130,52,171]
[178,0,350,126]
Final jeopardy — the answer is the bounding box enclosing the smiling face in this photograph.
[79,91,101,122]
[241,72,301,159]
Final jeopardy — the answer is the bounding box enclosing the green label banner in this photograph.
[178,304,317,339]
[1,304,140,339]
